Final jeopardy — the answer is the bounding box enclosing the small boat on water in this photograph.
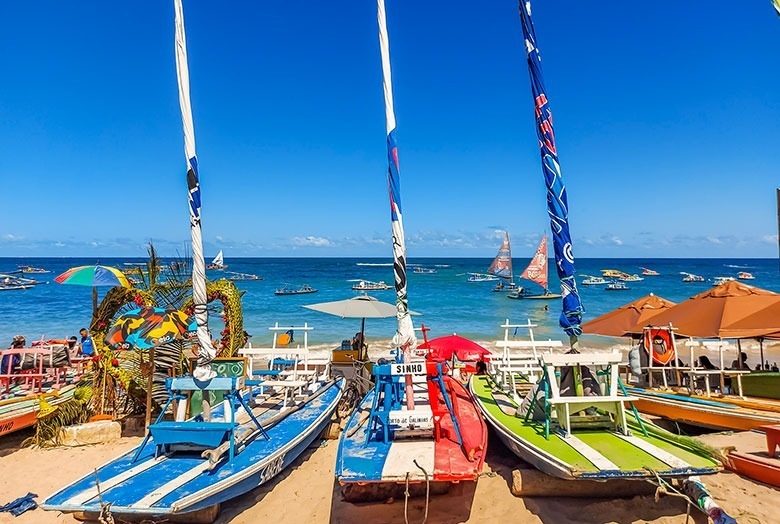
[467,272,499,282]
[228,272,263,281]
[485,231,517,291]
[206,250,228,270]
[506,235,560,300]
[274,283,317,295]
[713,276,735,285]
[681,272,705,282]
[412,266,436,274]
[737,271,755,280]
[605,281,629,291]
[619,274,644,282]
[351,280,391,291]
[600,269,623,278]
[580,275,607,285]
[0,273,45,291]
[17,265,50,274]
[641,267,660,276]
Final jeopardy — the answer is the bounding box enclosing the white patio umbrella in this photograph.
[302,294,420,359]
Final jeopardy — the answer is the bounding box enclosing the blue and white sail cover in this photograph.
[378,0,416,351]
[174,0,216,379]
[518,1,583,336]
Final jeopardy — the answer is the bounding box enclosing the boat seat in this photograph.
[148,421,236,449]
[167,376,243,392]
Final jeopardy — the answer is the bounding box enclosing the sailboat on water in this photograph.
[43,2,343,521]
[489,231,519,292]
[507,235,561,299]
[206,249,227,270]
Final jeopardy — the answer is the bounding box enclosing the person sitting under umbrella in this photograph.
[351,332,367,353]
[730,352,749,370]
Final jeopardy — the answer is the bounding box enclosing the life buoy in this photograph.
[643,328,675,366]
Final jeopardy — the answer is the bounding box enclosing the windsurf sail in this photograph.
[174,0,216,380]
[378,0,416,410]
[487,232,513,280]
[520,235,549,291]
[517,1,583,340]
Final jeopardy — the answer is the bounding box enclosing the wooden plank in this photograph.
[616,434,691,469]
[129,462,210,509]
[561,434,619,471]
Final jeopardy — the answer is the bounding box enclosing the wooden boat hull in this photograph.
[336,375,487,489]
[741,373,780,401]
[42,379,343,520]
[0,386,77,437]
[727,451,780,487]
[471,376,721,480]
[626,388,780,431]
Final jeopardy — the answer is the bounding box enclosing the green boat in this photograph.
[470,352,723,480]
[741,373,780,401]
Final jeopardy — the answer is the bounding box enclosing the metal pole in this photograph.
[777,188,780,274]
[145,346,155,429]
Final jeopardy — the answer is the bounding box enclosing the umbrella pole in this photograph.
[145,346,155,430]
[760,338,765,369]
[360,317,366,361]
[736,339,742,370]
[92,286,98,317]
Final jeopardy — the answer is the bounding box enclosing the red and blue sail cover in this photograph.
[518,1,583,336]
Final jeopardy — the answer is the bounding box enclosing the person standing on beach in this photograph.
[78,328,94,356]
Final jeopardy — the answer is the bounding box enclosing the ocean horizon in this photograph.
[2,257,779,356]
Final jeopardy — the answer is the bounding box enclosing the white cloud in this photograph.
[292,236,332,247]
[2,233,21,241]
[216,235,223,242]
[611,236,623,246]
[706,236,723,245]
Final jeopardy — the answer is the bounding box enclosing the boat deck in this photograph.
[43,380,343,517]
[470,375,720,480]
[337,375,486,484]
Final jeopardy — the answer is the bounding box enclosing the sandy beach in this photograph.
[0,426,775,524]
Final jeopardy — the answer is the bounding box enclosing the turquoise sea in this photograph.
[1,257,778,350]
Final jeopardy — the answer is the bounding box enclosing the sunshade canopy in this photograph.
[302,294,419,319]
[418,334,491,361]
[647,281,780,339]
[55,265,131,288]
[106,307,193,351]
[582,294,676,337]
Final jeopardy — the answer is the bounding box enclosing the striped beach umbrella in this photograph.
[55,265,132,315]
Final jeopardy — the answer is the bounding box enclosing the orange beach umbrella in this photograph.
[582,294,676,337]
[647,281,780,339]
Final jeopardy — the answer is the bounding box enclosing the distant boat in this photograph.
[351,280,391,291]
[619,274,644,282]
[0,273,44,291]
[581,275,608,286]
[274,283,317,295]
[605,281,629,291]
[507,235,560,300]
[601,269,623,278]
[206,249,227,270]
[737,272,755,280]
[713,276,736,286]
[17,265,49,274]
[467,272,499,282]
[488,232,518,291]
[412,266,436,274]
[640,267,659,276]
[681,272,705,283]
[228,272,262,281]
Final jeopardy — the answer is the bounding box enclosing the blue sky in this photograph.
[1,1,779,259]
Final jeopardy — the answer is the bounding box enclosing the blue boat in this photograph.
[42,375,344,521]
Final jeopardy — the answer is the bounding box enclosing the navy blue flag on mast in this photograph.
[518,1,583,337]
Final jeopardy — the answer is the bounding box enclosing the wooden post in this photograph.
[145,346,155,429]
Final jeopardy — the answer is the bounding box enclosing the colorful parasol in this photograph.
[106,307,193,351]
[582,294,677,338]
[55,265,131,288]
[418,334,491,362]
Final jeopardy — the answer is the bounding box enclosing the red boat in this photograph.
[726,425,780,487]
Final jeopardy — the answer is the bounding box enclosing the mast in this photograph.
[174,0,216,381]
[377,0,416,410]
[517,1,584,347]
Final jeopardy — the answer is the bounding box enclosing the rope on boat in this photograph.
[403,460,430,524]
[644,468,695,524]
[93,469,114,524]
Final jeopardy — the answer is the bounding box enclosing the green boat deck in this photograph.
[470,375,721,479]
